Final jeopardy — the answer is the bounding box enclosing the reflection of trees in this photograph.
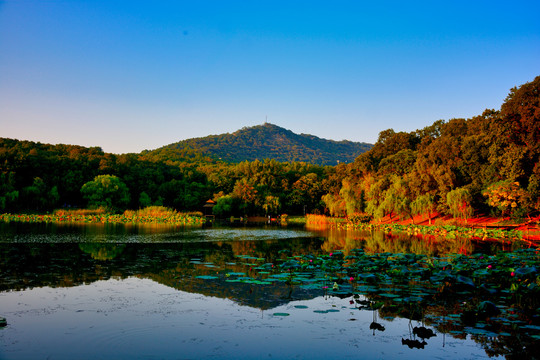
[319,228,480,256]
[356,283,539,359]
[0,238,325,308]
[78,243,126,260]
[1,236,538,358]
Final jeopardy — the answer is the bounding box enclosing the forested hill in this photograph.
[0,76,538,218]
[142,123,372,165]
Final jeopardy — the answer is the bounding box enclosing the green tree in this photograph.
[379,175,413,222]
[0,172,19,211]
[499,75,540,156]
[365,175,391,220]
[22,177,49,211]
[81,175,130,213]
[139,191,152,208]
[446,187,474,222]
[525,166,540,214]
[339,178,365,216]
[212,195,236,217]
[262,195,280,216]
[411,193,437,225]
[321,193,347,217]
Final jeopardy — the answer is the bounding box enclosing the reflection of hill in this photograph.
[1,238,538,358]
[148,272,314,310]
[0,238,325,309]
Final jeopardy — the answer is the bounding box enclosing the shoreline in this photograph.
[306,213,540,242]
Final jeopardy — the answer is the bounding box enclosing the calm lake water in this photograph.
[0,222,537,359]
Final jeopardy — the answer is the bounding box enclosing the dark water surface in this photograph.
[0,222,537,359]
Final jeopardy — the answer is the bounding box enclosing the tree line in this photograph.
[323,76,540,222]
[0,138,332,215]
[1,76,538,220]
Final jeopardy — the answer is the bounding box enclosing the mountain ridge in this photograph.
[143,123,372,165]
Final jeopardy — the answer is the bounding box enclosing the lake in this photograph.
[0,221,538,359]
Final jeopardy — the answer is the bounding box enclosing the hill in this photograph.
[142,123,372,165]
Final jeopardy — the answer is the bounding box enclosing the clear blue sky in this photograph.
[1,0,539,154]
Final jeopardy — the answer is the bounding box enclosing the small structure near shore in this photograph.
[203,199,216,221]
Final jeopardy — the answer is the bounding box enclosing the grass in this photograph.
[0,206,205,226]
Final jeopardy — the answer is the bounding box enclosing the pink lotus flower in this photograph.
[487,265,492,269]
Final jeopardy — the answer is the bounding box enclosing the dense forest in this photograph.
[324,75,540,222]
[142,122,372,166]
[0,76,538,221]
[0,138,331,216]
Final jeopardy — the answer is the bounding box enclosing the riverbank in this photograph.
[377,213,540,241]
[306,213,540,242]
[0,206,205,226]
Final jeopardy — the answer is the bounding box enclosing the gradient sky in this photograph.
[1,1,539,154]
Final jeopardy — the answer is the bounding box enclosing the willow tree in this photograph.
[321,193,347,217]
[446,187,474,223]
[262,195,280,216]
[411,194,437,225]
[379,175,414,222]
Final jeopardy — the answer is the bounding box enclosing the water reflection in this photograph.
[308,225,521,256]
[1,277,495,360]
[0,222,538,359]
[78,243,127,260]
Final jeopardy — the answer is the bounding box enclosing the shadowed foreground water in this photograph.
[2,277,492,360]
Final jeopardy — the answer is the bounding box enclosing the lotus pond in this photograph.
[0,221,538,359]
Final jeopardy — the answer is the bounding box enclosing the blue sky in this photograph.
[1,1,539,154]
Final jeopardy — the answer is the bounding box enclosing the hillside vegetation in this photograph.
[0,76,539,223]
[322,75,540,223]
[142,123,372,166]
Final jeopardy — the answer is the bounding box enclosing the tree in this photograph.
[379,175,413,222]
[365,175,391,220]
[483,180,525,218]
[212,195,236,217]
[262,195,280,216]
[22,177,57,211]
[232,178,258,215]
[500,75,540,156]
[287,173,324,214]
[81,175,130,213]
[339,178,364,216]
[525,167,540,214]
[139,191,152,208]
[0,172,19,211]
[446,187,474,222]
[411,194,437,225]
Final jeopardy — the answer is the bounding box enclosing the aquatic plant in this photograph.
[0,206,204,226]
[191,246,540,344]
